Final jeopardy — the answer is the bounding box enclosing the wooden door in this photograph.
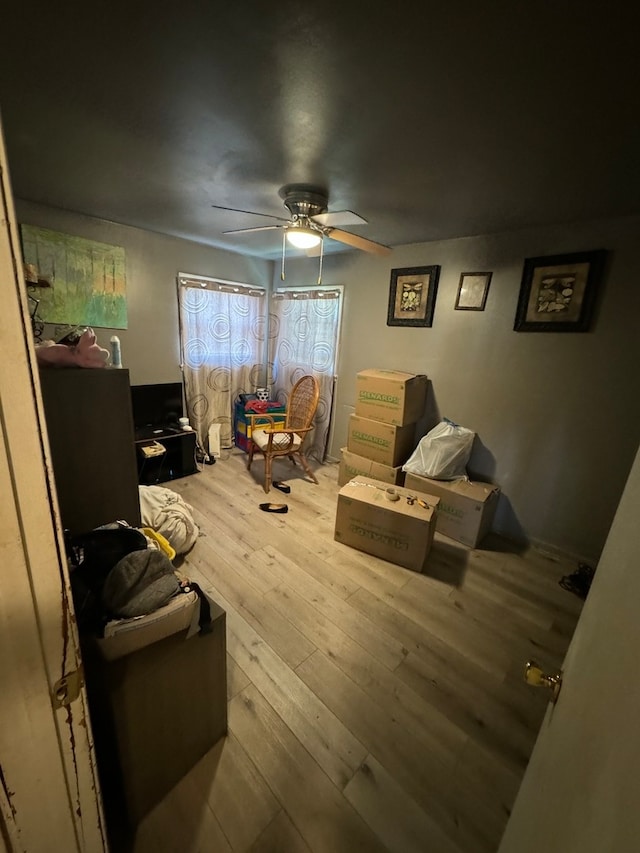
[499,441,640,852]
[0,122,107,850]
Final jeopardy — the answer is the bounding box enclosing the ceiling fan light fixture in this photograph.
[286,226,322,249]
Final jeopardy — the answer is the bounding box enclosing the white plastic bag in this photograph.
[402,418,475,480]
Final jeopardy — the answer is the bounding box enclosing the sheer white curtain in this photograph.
[268,288,342,462]
[178,276,266,451]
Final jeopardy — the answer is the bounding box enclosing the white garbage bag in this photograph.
[403,418,475,480]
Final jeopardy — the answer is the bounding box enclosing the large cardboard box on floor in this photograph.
[404,472,500,548]
[334,476,440,573]
[338,447,405,488]
[355,369,428,426]
[347,414,416,467]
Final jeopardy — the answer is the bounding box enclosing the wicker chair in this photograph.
[247,375,320,493]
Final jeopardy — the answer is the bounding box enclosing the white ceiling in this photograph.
[1,2,638,259]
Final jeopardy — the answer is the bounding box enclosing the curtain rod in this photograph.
[271,289,340,300]
[178,273,266,296]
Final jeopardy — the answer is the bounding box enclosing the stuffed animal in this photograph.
[35,327,110,369]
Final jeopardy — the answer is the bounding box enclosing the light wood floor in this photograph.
[131,451,583,853]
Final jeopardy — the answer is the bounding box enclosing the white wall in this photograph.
[276,215,640,563]
[16,200,273,385]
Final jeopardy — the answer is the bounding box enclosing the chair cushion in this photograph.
[252,428,302,452]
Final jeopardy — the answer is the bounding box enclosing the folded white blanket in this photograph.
[138,485,199,555]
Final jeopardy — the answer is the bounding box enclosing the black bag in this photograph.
[67,526,148,633]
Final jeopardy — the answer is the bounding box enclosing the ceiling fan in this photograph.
[212,183,391,258]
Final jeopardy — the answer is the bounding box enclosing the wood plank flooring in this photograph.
[131,451,583,853]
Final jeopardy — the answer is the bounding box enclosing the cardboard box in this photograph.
[347,414,416,467]
[355,369,428,426]
[404,472,500,548]
[335,476,439,572]
[338,447,405,487]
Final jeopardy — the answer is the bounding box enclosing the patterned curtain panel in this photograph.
[268,289,341,463]
[178,278,266,451]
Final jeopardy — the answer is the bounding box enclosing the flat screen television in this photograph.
[130,382,184,430]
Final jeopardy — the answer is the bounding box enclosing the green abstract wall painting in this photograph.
[20,225,127,329]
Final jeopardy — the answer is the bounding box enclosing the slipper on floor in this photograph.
[259,503,289,514]
[272,481,291,494]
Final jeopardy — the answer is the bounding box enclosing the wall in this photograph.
[16,199,639,561]
[16,200,273,385]
[276,215,640,563]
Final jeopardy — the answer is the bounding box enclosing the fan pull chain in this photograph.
[317,236,324,285]
[281,230,286,280]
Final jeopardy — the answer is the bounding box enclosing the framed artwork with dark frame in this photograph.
[387,265,440,327]
[514,250,607,333]
[455,272,492,311]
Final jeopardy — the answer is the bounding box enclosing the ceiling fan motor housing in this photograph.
[279,183,329,221]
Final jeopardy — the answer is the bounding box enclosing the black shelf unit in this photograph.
[134,426,198,485]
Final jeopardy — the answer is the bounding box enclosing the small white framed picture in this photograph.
[455,272,492,311]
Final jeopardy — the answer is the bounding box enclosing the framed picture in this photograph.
[20,224,128,328]
[387,265,440,327]
[455,272,492,311]
[514,250,607,333]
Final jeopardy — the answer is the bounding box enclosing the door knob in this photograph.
[524,660,562,703]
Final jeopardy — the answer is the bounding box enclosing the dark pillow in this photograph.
[102,549,180,619]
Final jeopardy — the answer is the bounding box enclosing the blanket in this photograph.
[138,485,199,555]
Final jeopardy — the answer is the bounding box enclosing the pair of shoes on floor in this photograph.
[272,481,291,493]
[559,563,595,599]
[259,503,288,514]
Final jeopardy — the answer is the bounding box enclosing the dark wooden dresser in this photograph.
[39,367,141,534]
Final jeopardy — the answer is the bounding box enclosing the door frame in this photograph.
[0,122,106,851]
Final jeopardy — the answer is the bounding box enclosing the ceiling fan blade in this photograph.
[222,225,283,235]
[327,228,391,256]
[312,210,367,227]
[212,203,289,223]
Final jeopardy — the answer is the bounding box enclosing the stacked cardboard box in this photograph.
[404,472,500,548]
[353,369,428,426]
[339,447,406,487]
[340,369,428,484]
[336,370,441,572]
